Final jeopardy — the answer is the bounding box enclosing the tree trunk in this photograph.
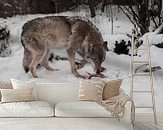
[101,0,107,12]
[138,0,149,34]
[88,0,96,17]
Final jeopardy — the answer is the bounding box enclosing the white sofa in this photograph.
[0,82,133,130]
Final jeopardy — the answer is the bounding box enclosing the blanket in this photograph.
[98,94,135,125]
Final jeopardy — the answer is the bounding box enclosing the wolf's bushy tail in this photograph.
[21,38,32,73]
[23,48,31,73]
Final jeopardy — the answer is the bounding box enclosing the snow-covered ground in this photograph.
[0,6,163,113]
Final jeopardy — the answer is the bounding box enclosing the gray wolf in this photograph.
[21,16,108,78]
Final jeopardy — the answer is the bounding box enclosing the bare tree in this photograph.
[149,0,162,28]
[118,0,162,35]
[101,0,107,12]
[88,0,96,17]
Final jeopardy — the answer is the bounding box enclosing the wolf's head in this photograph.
[84,41,108,73]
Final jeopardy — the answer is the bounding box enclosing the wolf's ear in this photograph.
[104,41,109,51]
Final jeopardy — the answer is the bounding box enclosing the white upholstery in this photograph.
[0,82,133,129]
[0,118,133,130]
[11,79,38,100]
[0,101,54,117]
[0,82,127,117]
[35,83,79,105]
[35,82,125,105]
[35,83,125,118]
[55,101,112,117]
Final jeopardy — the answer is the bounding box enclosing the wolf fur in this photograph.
[21,16,108,78]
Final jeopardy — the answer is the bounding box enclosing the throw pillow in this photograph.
[102,79,122,100]
[78,80,105,102]
[0,81,13,101]
[10,79,37,100]
[1,88,34,103]
[11,79,35,89]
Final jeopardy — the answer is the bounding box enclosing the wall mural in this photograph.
[0,0,163,115]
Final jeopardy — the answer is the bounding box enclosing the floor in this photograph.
[0,118,163,130]
[134,122,163,130]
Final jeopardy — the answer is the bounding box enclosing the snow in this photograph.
[0,6,163,114]
[140,23,163,45]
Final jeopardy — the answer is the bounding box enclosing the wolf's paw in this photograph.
[46,66,58,71]
[77,75,86,79]
[48,68,59,71]
[47,68,54,71]
[84,72,107,79]
[73,73,85,79]
[53,69,59,71]
[32,75,38,78]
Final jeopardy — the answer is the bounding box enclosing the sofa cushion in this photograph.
[0,101,54,117]
[11,79,37,100]
[0,81,12,89]
[55,101,112,117]
[0,88,34,103]
[0,81,13,101]
[35,83,80,105]
[103,79,122,100]
[78,80,105,102]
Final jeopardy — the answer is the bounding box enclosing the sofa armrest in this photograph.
[119,102,134,129]
[122,102,135,130]
[123,101,133,122]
